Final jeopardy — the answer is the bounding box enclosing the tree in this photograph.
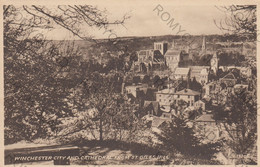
[170,99,188,116]
[133,76,141,84]
[156,98,221,164]
[12,5,128,40]
[142,75,150,84]
[86,79,120,141]
[105,56,125,73]
[153,75,165,89]
[4,5,128,143]
[213,87,257,164]
[4,41,79,142]
[214,5,256,35]
[190,77,202,92]
[199,54,212,66]
[57,74,148,142]
[155,117,221,164]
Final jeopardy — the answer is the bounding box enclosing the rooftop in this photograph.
[152,116,169,127]
[234,84,248,89]
[203,81,216,87]
[138,50,151,55]
[184,106,195,111]
[153,50,164,61]
[196,98,211,104]
[220,70,240,80]
[175,88,200,96]
[200,68,209,75]
[190,66,210,70]
[165,49,181,56]
[222,73,236,80]
[174,67,190,75]
[156,88,176,94]
[160,105,171,112]
[143,101,159,111]
[190,66,210,78]
[196,114,215,122]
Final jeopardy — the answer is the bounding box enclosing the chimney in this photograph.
[168,77,170,90]
[121,82,125,94]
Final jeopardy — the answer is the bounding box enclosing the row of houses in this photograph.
[133,38,252,85]
[125,37,254,147]
[123,67,252,142]
[125,67,250,111]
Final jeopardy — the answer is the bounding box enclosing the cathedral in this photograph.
[133,42,167,72]
[133,36,219,80]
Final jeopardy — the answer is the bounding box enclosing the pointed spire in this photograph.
[202,36,206,52]
[213,51,217,58]
[172,40,175,48]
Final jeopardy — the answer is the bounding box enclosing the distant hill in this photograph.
[48,33,255,64]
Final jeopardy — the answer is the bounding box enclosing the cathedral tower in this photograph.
[211,52,219,75]
[201,36,206,53]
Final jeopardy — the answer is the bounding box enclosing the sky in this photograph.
[45,4,228,40]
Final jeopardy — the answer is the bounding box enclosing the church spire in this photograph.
[213,51,217,58]
[201,36,206,52]
[211,52,219,75]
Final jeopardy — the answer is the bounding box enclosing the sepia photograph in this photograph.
[2,0,258,166]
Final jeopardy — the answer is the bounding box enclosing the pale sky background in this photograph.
[45,4,228,40]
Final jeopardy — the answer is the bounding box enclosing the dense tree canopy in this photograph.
[4,5,129,144]
[214,5,256,35]
[155,117,221,164]
[213,86,257,164]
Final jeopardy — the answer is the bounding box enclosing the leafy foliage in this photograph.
[213,87,257,163]
[4,5,129,144]
[214,5,256,35]
[155,117,221,164]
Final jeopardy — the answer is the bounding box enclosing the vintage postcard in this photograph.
[1,0,259,166]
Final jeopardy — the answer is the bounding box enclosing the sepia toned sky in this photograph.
[45,4,228,40]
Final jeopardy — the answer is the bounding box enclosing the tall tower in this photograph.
[211,52,219,75]
[154,42,168,55]
[201,36,206,53]
[172,40,175,48]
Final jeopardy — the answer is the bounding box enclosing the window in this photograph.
[178,95,180,98]
[188,95,190,98]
